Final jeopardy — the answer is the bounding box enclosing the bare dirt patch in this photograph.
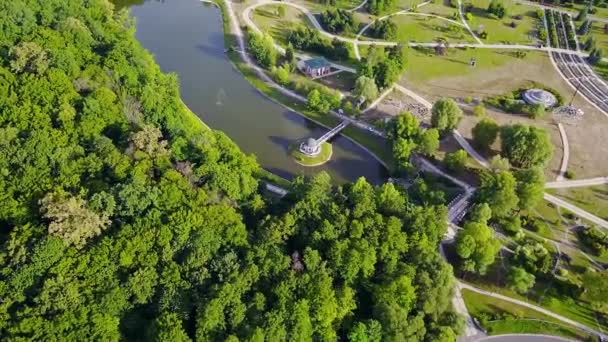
[401,51,608,179]
[362,89,431,124]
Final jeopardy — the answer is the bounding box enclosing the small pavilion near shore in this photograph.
[298,57,331,78]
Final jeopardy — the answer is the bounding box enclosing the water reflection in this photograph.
[116,0,389,184]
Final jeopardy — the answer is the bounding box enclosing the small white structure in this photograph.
[522,88,558,108]
[299,137,321,156]
[298,57,331,78]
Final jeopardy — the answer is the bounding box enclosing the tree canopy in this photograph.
[500,124,553,168]
[0,1,462,340]
[431,98,463,133]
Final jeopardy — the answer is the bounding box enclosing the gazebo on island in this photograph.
[298,57,331,78]
[299,137,321,156]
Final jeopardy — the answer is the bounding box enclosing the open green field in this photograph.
[295,0,365,12]
[389,14,476,42]
[466,0,541,44]
[462,289,592,340]
[588,21,608,57]
[549,185,608,221]
[416,0,459,18]
[251,4,313,46]
[397,0,431,10]
[402,47,545,83]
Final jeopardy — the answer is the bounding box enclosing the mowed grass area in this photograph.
[295,0,365,12]
[402,47,545,84]
[466,0,541,44]
[462,289,592,340]
[315,71,358,93]
[416,0,460,17]
[548,185,608,221]
[397,0,432,10]
[251,5,313,46]
[390,14,476,43]
[586,21,608,57]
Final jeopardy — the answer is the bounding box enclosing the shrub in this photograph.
[320,9,356,34]
[564,170,575,179]
[371,19,398,40]
[464,96,473,104]
[473,104,486,117]
[445,149,468,172]
[271,65,290,85]
[530,103,545,119]
[487,0,507,19]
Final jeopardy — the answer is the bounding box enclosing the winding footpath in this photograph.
[222,1,608,338]
[458,0,483,45]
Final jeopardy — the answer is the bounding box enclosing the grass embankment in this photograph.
[462,289,592,341]
[548,185,608,221]
[290,142,333,166]
[214,0,394,170]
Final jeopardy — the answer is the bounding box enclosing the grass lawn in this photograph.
[462,289,592,340]
[585,21,608,58]
[295,0,366,12]
[466,0,541,44]
[315,71,358,93]
[593,60,608,81]
[390,14,476,43]
[290,141,333,166]
[251,4,313,46]
[397,0,432,10]
[403,47,545,84]
[416,0,460,18]
[548,185,608,221]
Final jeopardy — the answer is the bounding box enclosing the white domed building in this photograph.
[522,89,558,108]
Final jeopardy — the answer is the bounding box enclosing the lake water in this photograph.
[120,0,388,184]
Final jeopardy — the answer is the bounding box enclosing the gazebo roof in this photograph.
[522,89,558,108]
[303,57,331,70]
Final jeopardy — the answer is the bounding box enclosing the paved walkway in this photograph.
[460,282,607,339]
[458,0,483,44]
[362,85,395,113]
[225,2,608,338]
[543,192,608,229]
[546,177,608,188]
[556,123,569,182]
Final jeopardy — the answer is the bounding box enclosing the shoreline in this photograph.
[211,0,392,172]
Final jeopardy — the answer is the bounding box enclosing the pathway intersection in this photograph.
[224,0,608,338]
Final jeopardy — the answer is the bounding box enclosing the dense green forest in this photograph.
[0,0,461,340]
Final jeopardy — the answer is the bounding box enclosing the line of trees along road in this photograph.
[0,0,465,340]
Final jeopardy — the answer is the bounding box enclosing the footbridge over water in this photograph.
[299,120,350,156]
[317,120,349,144]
